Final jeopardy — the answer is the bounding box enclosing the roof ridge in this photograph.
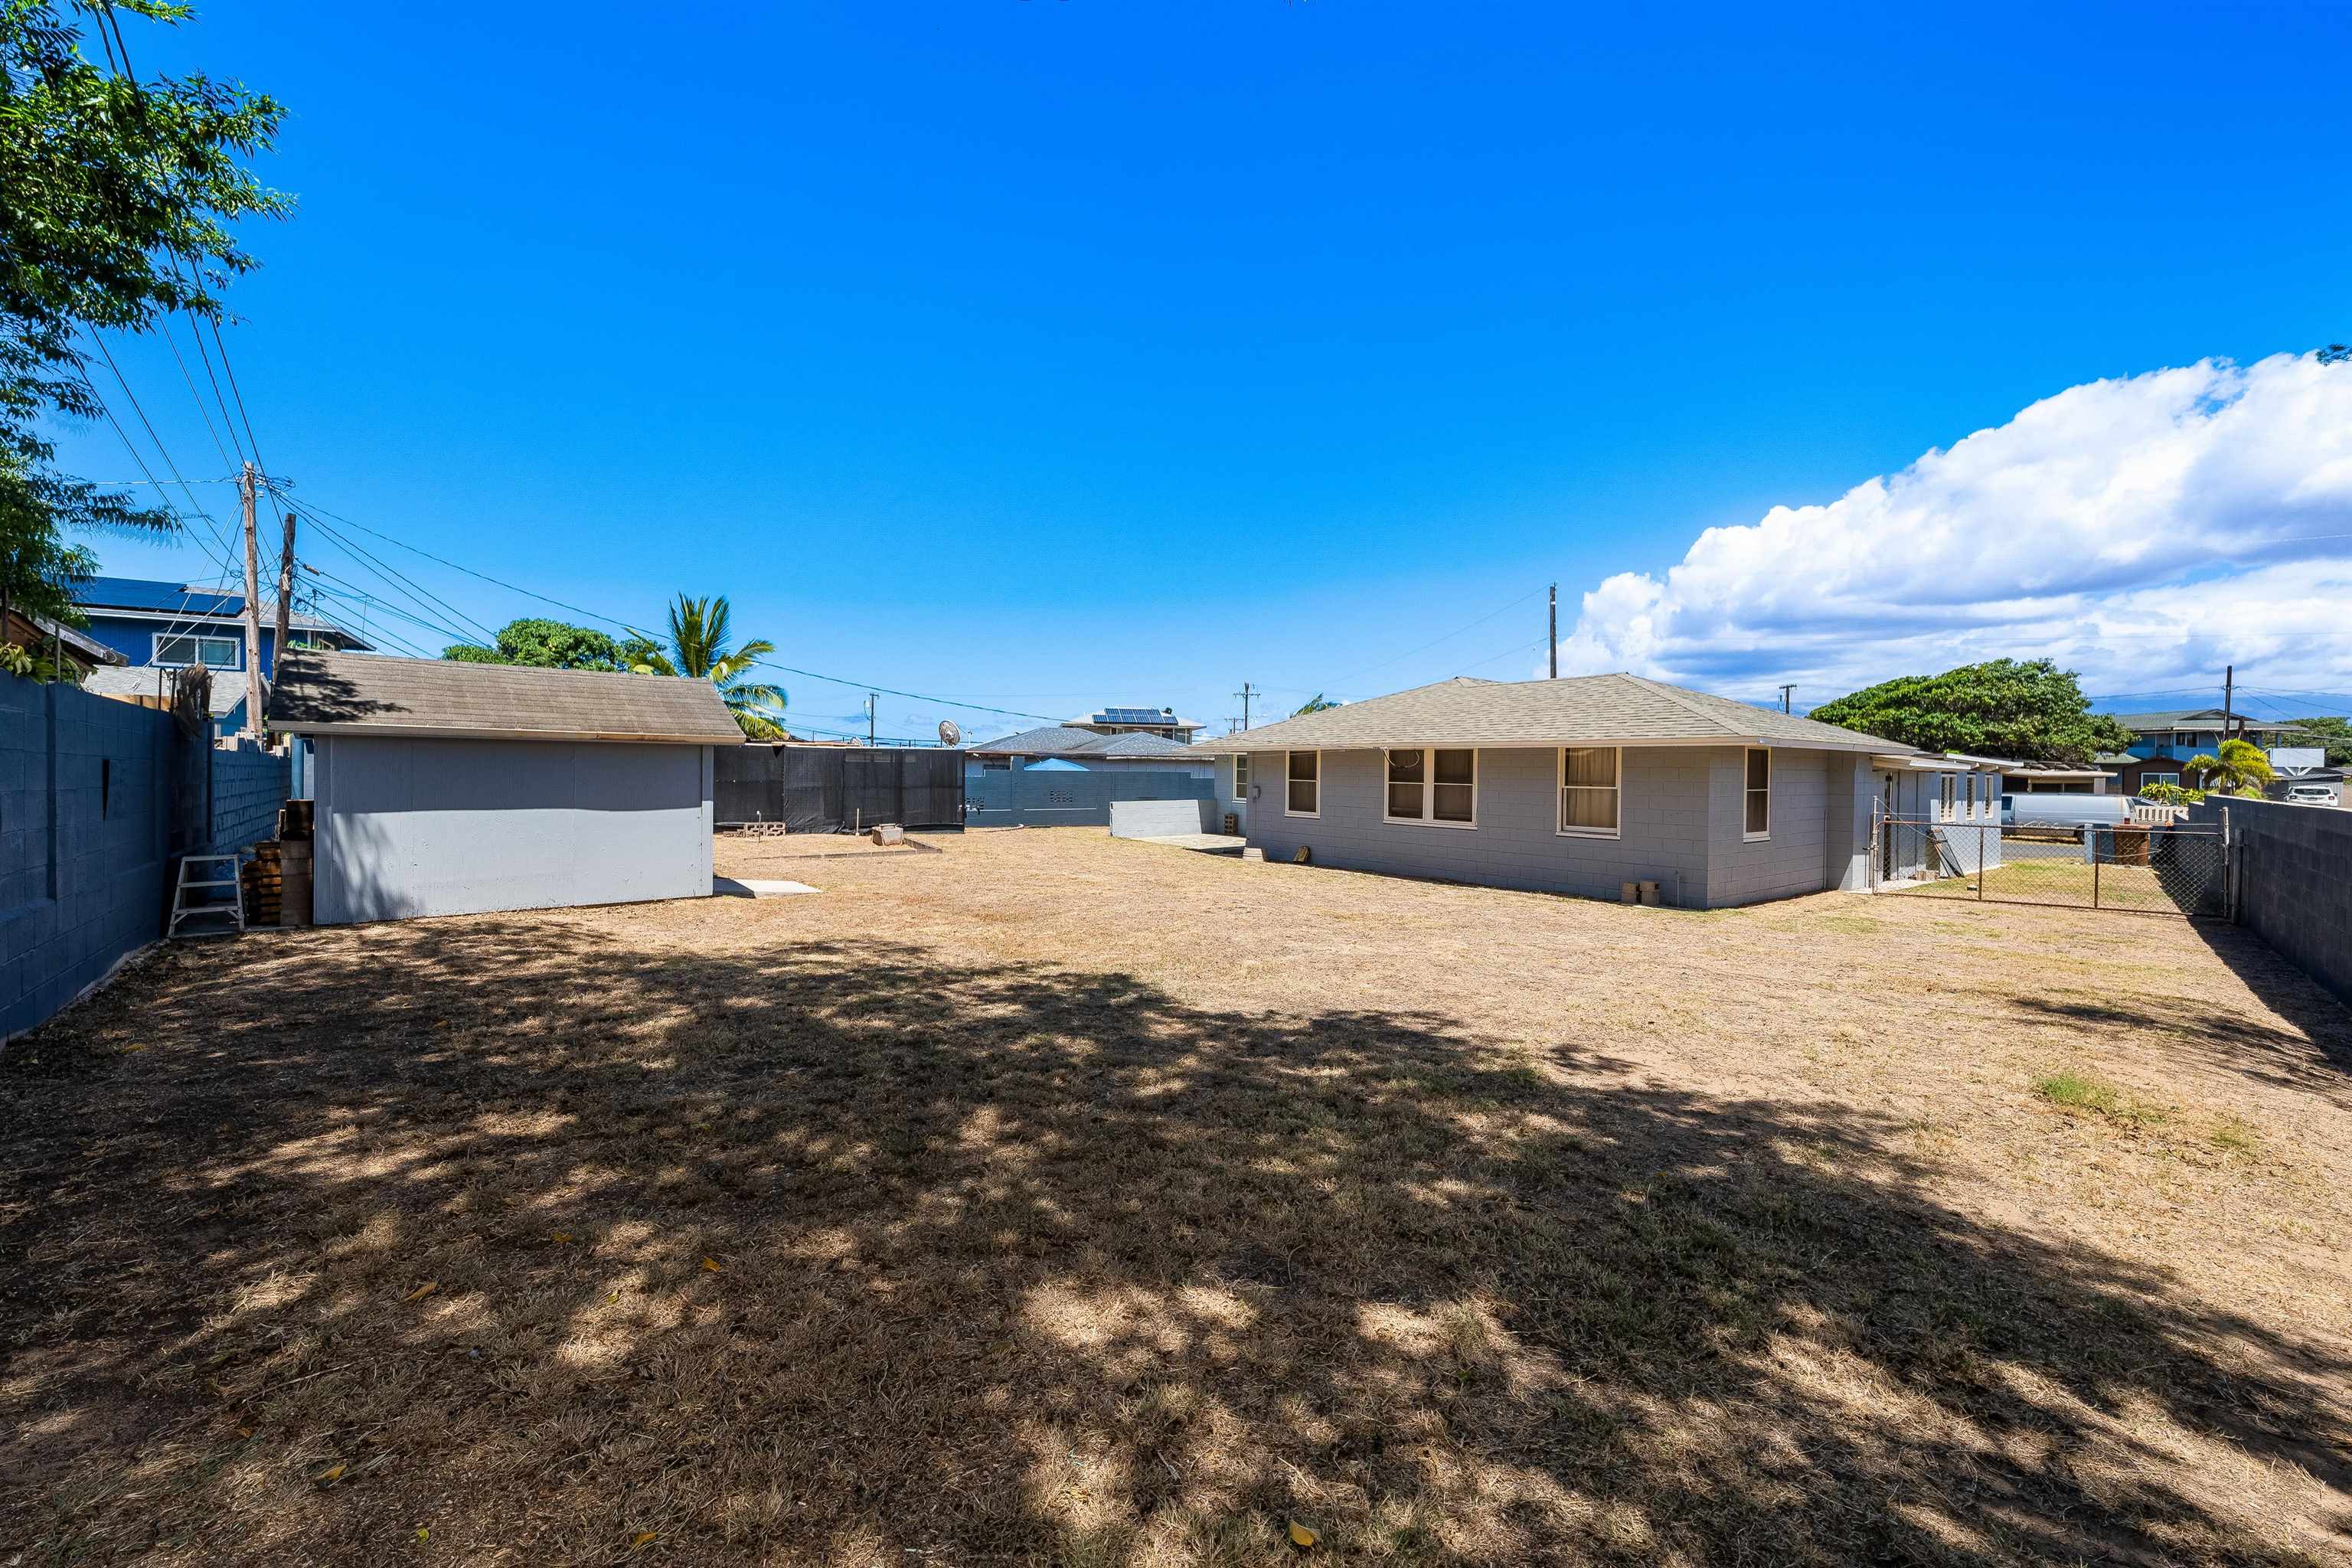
[1615,672,1750,737]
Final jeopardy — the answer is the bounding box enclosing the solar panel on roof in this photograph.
[1098,707,1168,724]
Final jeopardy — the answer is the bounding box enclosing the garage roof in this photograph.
[267,651,746,744]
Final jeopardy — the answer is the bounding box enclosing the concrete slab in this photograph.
[714,877,821,898]
[1130,833,1248,857]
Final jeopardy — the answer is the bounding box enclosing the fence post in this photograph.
[1978,825,1985,901]
[2092,829,2101,910]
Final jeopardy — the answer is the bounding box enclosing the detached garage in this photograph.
[266,651,740,924]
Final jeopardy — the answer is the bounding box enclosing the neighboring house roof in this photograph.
[1024,757,1088,772]
[969,724,1112,755]
[83,664,243,717]
[74,576,369,648]
[78,575,245,617]
[266,651,743,744]
[1205,674,1913,754]
[1086,732,1200,757]
[968,725,1201,759]
[3,609,124,668]
[2109,707,2302,733]
[1066,706,1201,730]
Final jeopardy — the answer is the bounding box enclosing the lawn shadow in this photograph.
[4,918,2348,1565]
[2015,917,2352,1104]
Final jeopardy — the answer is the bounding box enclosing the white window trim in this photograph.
[1381,746,1478,830]
[1743,746,1772,841]
[1285,749,1319,819]
[1557,745,1621,839]
[1232,753,1250,804]
[152,631,240,669]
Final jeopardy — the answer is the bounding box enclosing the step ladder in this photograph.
[168,854,247,939]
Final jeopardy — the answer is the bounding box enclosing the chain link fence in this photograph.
[1873,817,2228,917]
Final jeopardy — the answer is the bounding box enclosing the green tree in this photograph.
[1292,693,1341,716]
[2184,737,2274,798]
[631,593,788,739]
[2,1,289,647]
[1807,658,2135,763]
[2282,714,2352,768]
[443,617,631,671]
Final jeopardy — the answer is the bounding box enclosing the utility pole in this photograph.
[2223,664,2234,740]
[1777,683,1796,714]
[238,462,264,737]
[866,692,877,747]
[1548,584,1557,678]
[272,505,296,677]
[1234,681,1255,730]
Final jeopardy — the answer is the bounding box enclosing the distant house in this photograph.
[963,724,1230,830]
[1999,760,2120,795]
[967,725,1217,778]
[1061,706,1204,743]
[73,576,371,737]
[1215,672,1956,908]
[2107,707,2305,794]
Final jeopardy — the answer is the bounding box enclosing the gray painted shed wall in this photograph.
[313,736,714,924]
[1238,743,1880,909]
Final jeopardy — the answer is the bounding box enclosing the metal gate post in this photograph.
[2092,829,2101,910]
[1978,825,1985,900]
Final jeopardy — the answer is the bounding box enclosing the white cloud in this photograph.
[1553,352,2352,703]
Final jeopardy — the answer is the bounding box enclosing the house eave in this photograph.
[280,723,736,746]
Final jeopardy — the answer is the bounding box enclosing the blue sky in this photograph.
[59,2,2352,740]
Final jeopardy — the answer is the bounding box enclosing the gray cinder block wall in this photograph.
[1243,744,1857,907]
[0,673,181,1039]
[2192,796,2352,1004]
[210,743,292,854]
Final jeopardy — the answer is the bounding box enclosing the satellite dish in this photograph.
[938,719,963,746]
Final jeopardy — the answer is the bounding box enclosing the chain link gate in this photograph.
[1871,816,2230,917]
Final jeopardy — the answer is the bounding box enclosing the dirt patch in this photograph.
[5,828,2350,1566]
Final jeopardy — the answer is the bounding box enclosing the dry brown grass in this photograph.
[5,827,2350,1566]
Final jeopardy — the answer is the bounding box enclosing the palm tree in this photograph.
[1292,693,1341,715]
[2184,736,2274,797]
[632,594,789,739]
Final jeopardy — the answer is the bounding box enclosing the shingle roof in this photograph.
[968,725,1110,756]
[83,664,242,716]
[1085,732,1198,757]
[1203,674,1912,754]
[969,726,1203,759]
[266,651,743,744]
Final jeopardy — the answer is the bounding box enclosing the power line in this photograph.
[1320,585,1549,692]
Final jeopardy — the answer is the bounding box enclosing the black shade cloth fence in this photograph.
[715,744,965,831]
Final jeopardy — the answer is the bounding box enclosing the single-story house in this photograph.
[1213,672,1971,908]
[968,725,1219,779]
[266,650,740,924]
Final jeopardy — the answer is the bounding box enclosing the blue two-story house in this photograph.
[73,576,371,733]
[2105,707,2305,795]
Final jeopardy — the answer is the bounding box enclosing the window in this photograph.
[154,633,238,668]
[1559,746,1619,836]
[1286,750,1318,817]
[1233,753,1250,802]
[1383,748,1476,827]
[2144,772,2180,790]
[979,757,1011,772]
[1744,747,1771,839]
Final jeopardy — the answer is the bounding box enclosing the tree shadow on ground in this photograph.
[2014,918,2352,1103]
[4,920,2348,1566]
